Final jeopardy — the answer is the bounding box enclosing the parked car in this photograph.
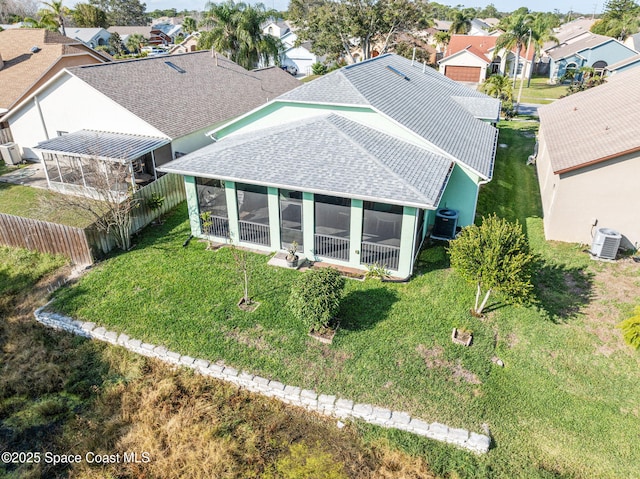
[281,64,298,76]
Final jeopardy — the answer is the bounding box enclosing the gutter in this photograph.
[555,145,640,175]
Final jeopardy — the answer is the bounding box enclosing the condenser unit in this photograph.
[590,228,621,260]
[431,208,459,240]
[0,142,21,165]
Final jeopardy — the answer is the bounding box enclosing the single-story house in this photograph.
[0,28,111,117]
[169,32,201,54]
[159,53,500,278]
[65,27,111,49]
[536,67,640,248]
[438,35,534,83]
[2,52,300,196]
[546,33,638,83]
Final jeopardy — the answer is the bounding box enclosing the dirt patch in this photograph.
[223,324,270,351]
[416,344,481,385]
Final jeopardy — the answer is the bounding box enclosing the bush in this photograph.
[618,308,640,350]
[311,62,328,76]
[288,268,345,332]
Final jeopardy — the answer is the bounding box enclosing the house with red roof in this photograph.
[438,35,535,84]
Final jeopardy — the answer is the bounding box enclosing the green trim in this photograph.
[302,192,315,260]
[224,180,239,243]
[184,176,200,237]
[268,187,280,250]
[398,206,418,278]
[349,199,363,267]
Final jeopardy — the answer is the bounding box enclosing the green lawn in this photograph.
[51,122,640,478]
[515,76,568,104]
[0,182,96,228]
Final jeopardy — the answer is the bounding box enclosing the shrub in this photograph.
[618,307,640,350]
[288,268,345,332]
[311,62,328,75]
[365,262,390,280]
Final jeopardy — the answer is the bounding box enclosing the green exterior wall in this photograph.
[268,187,281,249]
[302,192,315,260]
[184,176,201,237]
[224,180,239,244]
[437,164,480,227]
[349,199,363,268]
[398,206,418,279]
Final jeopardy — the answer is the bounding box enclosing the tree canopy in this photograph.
[90,0,147,26]
[289,0,431,62]
[448,215,536,316]
[591,0,640,40]
[197,1,281,70]
[71,3,108,28]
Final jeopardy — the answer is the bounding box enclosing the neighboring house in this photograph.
[3,52,300,196]
[0,28,111,118]
[262,19,321,76]
[150,23,182,46]
[624,32,640,51]
[65,27,111,48]
[158,54,500,278]
[468,19,495,37]
[536,67,640,248]
[438,35,534,83]
[107,26,152,45]
[262,19,291,39]
[169,32,201,54]
[606,53,640,74]
[546,33,637,83]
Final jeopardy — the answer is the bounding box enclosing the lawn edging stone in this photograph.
[33,305,491,454]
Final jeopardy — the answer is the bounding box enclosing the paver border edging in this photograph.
[34,305,491,454]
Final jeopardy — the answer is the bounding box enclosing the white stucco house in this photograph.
[536,67,640,249]
[2,51,300,195]
[65,27,111,48]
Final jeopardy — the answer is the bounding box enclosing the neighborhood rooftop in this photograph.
[160,113,453,209]
[277,54,499,179]
[538,66,640,174]
[547,33,616,60]
[67,51,301,139]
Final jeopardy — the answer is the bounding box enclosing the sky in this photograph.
[141,0,602,16]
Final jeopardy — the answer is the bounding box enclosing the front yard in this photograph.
[51,122,640,478]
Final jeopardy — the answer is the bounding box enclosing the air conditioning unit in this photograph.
[590,227,622,260]
[431,208,459,240]
[0,142,21,165]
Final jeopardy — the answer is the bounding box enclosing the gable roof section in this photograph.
[547,33,618,61]
[439,46,491,64]
[66,27,107,44]
[277,54,498,179]
[606,53,640,72]
[0,28,107,110]
[538,67,640,174]
[68,52,301,139]
[445,35,497,59]
[160,113,453,208]
[107,26,152,37]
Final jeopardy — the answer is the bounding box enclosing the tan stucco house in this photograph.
[536,67,640,249]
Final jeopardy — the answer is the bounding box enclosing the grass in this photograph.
[0,247,439,479]
[515,76,568,104]
[48,122,640,478]
[0,182,96,228]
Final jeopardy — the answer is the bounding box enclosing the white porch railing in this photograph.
[361,241,400,271]
[239,220,270,246]
[201,214,229,238]
[314,234,350,261]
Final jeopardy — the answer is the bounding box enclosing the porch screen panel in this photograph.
[236,183,270,245]
[361,202,402,270]
[280,189,303,250]
[314,195,350,261]
[196,177,228,237]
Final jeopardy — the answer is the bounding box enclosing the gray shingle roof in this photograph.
[68,52,301,139]
[547,33,614,61]
[278,54,498,178]
[160,113,453,208]
[538,67,640,173]
[34,130,169,161]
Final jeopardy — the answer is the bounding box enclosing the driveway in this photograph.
[515,103,540,117]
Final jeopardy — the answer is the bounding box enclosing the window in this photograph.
[237,183,270,245]
[361,202,403,270]
[196,177,228,238]
[314,195,350,261]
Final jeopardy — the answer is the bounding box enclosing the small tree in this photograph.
[448,214,535,316]
[618,307,640,350]
[288,267,345,332]
[230,243,252,306]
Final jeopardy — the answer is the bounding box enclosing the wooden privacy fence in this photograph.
[0,174,186,265]
[0,214,93,265]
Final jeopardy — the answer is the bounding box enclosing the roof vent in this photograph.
[386,65,410,81]
[30,45,41,53]
[164,61,186,73]
[590,227,621,260]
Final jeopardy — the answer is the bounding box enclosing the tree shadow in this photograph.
[339,287,399,332]
[533,260,594,323]
[413,242,451,276]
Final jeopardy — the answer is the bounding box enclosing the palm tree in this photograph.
[480,74,512,101]
[495,13,534,88]
[449,10,473,34]
[182,16,197,34]
[126,33,146,53]
[23,11,59,31]
[197,1,280,70]
[42,1,67,36]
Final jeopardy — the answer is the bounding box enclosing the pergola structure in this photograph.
[35,130,171,198]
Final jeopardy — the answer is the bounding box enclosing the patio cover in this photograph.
[34,130,170,163]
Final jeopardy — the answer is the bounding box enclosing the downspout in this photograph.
[34,96,50,140]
